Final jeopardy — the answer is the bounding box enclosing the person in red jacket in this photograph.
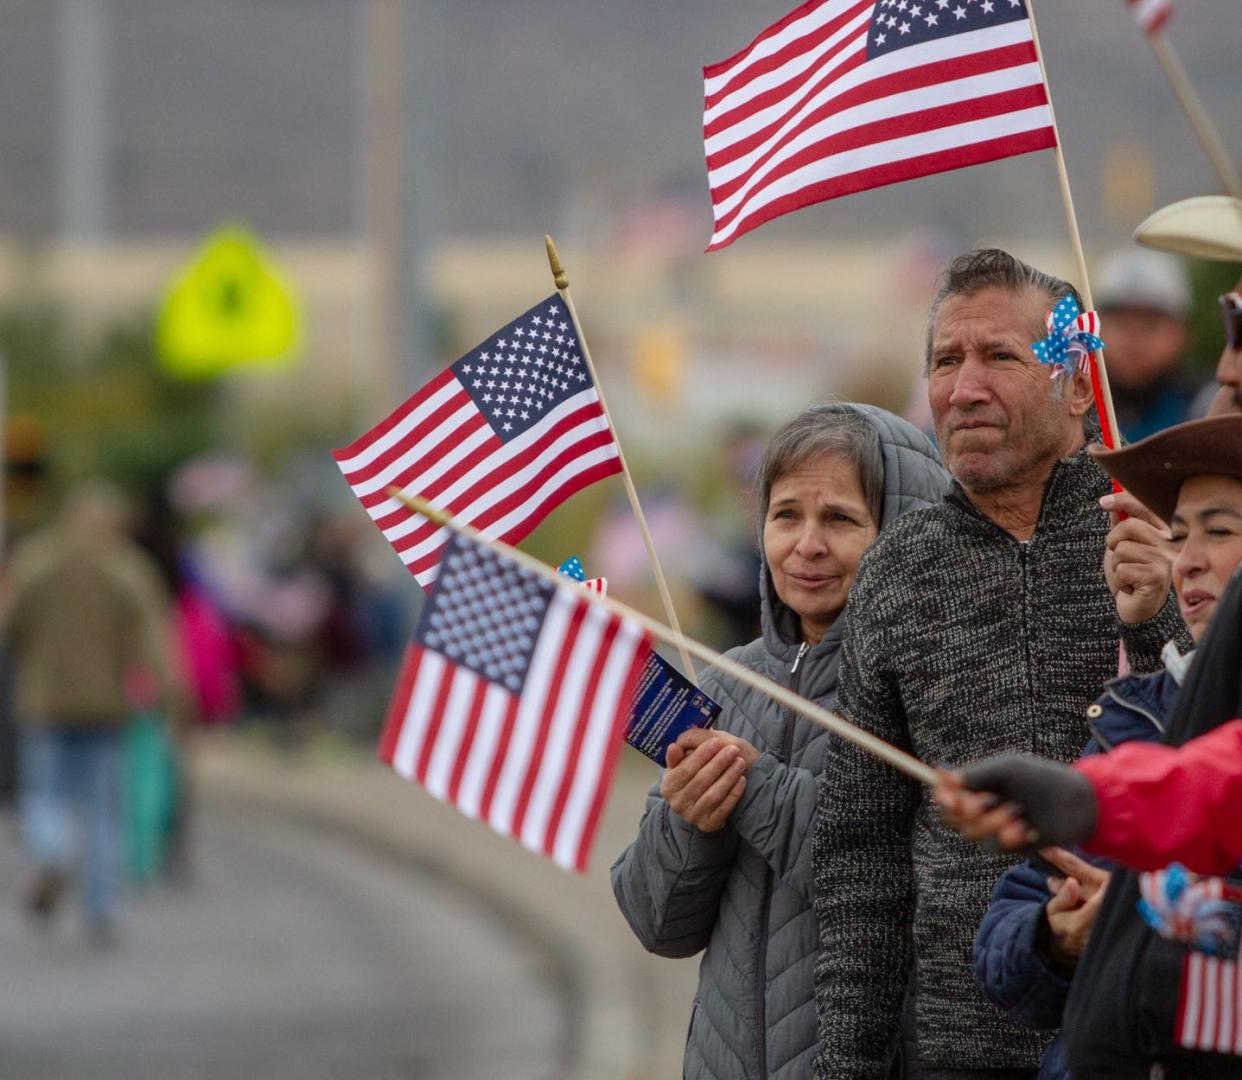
[938,716,1242,877]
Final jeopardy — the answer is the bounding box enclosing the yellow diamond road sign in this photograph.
[157,225,302,379]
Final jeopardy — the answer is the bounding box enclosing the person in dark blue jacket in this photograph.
[970,411,1242,1076]
[972,658,1185,1079]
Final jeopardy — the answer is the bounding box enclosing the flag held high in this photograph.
[333,294,622,589]
[703,0,1057,250]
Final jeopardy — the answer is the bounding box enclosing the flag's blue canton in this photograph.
[866,0,1028,58]
[451,294,591,445]
[557,556,586,582]
[414,533,554,694]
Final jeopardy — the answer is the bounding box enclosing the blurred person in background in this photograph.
[612,402,948,1080]
[0,480,180,944]
[693,419,768,647]
[1093,248,1200,443]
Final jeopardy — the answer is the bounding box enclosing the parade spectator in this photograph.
[968,412,1242,1078]
[1093,249,1199,442]
[812,248,1189,1080]
[1130,193,1242,420]
[1,481,180,944]
[612,403,948,1080]
[937,566,1242,1077]
[939,713,1242,876]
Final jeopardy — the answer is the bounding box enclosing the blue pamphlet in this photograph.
[624,651,721,764]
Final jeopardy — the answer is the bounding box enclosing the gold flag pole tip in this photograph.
[544,235,569,290]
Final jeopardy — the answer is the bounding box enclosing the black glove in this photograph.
[961,754,1099,848]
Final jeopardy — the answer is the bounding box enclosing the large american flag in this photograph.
[703,0,1057,250]
[1126,0,1172,36]
[379,531,651,873]
[333,294,622,588]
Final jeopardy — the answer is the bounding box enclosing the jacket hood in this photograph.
[759,403,950,663]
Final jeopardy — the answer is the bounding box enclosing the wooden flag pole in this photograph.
[1146,32,1242,199]
[392,487,939,787]
[543,234,697,682]
[1024,1,1122,452]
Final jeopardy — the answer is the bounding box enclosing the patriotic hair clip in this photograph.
[1031,295,1105,380]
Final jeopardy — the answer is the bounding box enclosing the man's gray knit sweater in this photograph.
[811,447,1190,1077]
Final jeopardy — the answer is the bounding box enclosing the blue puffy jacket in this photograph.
[972,665,1182,1080]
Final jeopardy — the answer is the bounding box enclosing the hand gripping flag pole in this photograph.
[1128,6,1242,198]
[1023,0,1122,454]
[392,487,939,788]
[543,235,697,683]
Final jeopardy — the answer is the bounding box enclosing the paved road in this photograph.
[0,796,568,1080]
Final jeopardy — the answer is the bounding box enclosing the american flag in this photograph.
[333,295,622,588]
[1126,0,1172,36]
[1177,944,1242,1054]
[379,531,651,873]
[703,0,1057,250]
[1159,868,1242,1055]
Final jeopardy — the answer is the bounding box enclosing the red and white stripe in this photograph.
[703,0,1057,250]
[1175,875,1242,1057]
[378,586,650,873]
[333,371,622,588]
[1126,0,1172,36]
[1177,950,1242,1056]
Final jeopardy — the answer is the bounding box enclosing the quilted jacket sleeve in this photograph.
[728,748,820,904]
[610,777,739,959]
[973,858,1074,1031]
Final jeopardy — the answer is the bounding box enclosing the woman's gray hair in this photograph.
[756,404,884,537]
[923,247,1082,374]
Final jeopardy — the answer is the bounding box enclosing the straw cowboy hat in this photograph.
[1089,414,1242,524]
[1133,195,1242,262]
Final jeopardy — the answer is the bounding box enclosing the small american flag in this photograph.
[704,0,1057,250]
[333,295,622,588]
[1126,0,1172,36]
[1162,869,1242,1056]
[1177,951,1242,1055]
[379,531,651,873]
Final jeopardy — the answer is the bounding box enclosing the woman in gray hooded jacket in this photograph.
[611,402,948,1080]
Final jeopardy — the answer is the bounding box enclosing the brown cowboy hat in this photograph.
[1088,414,1242,524]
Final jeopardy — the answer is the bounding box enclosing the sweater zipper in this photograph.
[755,645,806,1078]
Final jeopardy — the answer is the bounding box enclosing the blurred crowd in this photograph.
[0,451,415,941]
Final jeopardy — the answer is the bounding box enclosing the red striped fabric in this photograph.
[1177,950,1242,1056]
[378,540,650,873]
[703,0,1057,250]
[1126,0,1172,35]
[333,296,623,588]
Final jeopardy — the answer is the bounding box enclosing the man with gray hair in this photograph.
[812,248,1189,1078]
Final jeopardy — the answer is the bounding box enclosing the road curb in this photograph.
[193,733,696,1080]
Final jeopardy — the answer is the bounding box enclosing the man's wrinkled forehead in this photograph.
[931,284,1051,348]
